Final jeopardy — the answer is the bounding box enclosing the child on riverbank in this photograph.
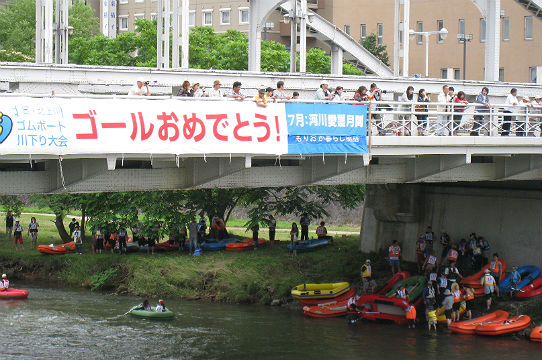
[406,305,416,328]
[427,309,437,331]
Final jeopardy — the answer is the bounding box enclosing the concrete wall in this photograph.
[360,183,542,268]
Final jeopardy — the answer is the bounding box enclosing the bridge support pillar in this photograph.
[360,183,542,267]
[330,45,343,75]
[36,0,53,63]
[483,0,500,81]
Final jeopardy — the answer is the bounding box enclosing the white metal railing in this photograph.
[1,93,541,137]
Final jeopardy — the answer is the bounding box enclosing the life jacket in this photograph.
[405,306,416,320]
[427,310,437,322]
[424,286,435,299]
[1,279,9,289]
[464,289,474,301]
[453,290,461,303]
[429,272,438,282]
[447,267,459,281]
[397,289,407,299]
[316,226,327,237]
[483,274,495,286]
[439,277,447,289]
[416,240,426,253]
[489,260,501,273]
[427,255,437,265]
[216,219,226,231]
[389,245,401,258]
[447,250,458,262]
[361,264,372,278]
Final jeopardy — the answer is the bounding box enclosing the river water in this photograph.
[0,284,540,360]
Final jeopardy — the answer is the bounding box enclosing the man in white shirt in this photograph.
[529,95,542,136]
[273,81,290,100]
[502,88,519,136]
[314,81,333,101]
[73,226,82,254]
[228,81,245,100]
[436,85,450,136]
[128,78,151,96]
[208,80,224,98]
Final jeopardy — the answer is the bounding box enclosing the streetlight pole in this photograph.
[457,33,473,80]
[408,28,448,77]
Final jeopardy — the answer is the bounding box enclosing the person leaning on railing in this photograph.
[398,86,416,136]
[472,87,491,136]
[502,88,519,136]
[528,95,542,136]
[452,91,469,135]
[436,85,451,136]
[415,89,430,135]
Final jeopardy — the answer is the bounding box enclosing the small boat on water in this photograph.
[515,277,542,301]
[299,288,356,307]
[129,306,174,319]
[0,288,29,300]
[287,238,328,253]
[37,241,75,255]
[530,323,542,342]
[449,310,510,334]
[291,282,351,300]
[475,314,531,336]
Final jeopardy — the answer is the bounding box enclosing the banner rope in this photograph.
[58,156,66,189]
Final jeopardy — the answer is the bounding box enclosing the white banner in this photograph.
[0,97,288,156]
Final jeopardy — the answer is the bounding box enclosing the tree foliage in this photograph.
[361,33,390,66]
[0,195,23,217]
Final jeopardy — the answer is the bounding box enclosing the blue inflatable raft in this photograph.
[499,265,541,292]
[202,238,238,251]
[287,238,329,253]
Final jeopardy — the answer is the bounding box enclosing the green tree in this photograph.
[0,196,23,217]
[361,33,390,66]
[68,1,99,39]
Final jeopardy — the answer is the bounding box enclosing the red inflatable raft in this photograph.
[37,241,76,255]
[475,315,531,336]
[226,238,267,251]
[357,294,410,325]
[154,242,180,252]
[461,259,507,288]
[515,277,542,301]
[0,288,29,300]
[449,310,510,335]
[530,324,542,342]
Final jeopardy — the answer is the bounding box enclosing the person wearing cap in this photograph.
[208,80,224,98]
[13,220,23,251]
[528,95,542,136]
[155,299,168,312]
[128,78,151,96]
[441,288,454,327]
[273,81,290,100]
[360,259,377,294]
[481,268,499,312]
[472,87,491,136]
[0,274,9,290]
[229,81,245,100]
[314,81,332,101]
[254,89,268,108]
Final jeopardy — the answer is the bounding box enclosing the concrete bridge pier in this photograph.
[360,182,542,267]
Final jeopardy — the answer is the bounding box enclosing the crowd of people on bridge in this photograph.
[129,77,541,137]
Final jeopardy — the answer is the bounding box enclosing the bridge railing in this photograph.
[1,93,540,137]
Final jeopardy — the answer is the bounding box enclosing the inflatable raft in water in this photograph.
[37,241,76,255]
[0,288,29,300]
[287,238,328,253]
[129,306,174,319]
[530,323,542,342]
[498,265,540,293]
[449,310,510,334]
[475,314,531,336]
[291,282,350,300]
[515,277,542,301]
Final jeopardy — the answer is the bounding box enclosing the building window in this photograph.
[458,19,465,36]
[189,10,195,27]
[377,23,383,45]
[454,68,461,80]
[361,24,366,41]
[502,17,510,41]
[437,20,444,43]
[416,21,423,44]
[239,8,249,25]
[220,9,231,25]
[499,68,504,82]
[344,25,350,35]
[119,0,128,4]
[441,68,448,79]
[530,67,537,83]
[134,13,144,21]
[525,16,533,40]
[480,18,486,42]
[119,16,128,31]
[202,10,212,26]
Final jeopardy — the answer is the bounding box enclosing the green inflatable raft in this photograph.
[385,275,426,302]
[129,306,174,319]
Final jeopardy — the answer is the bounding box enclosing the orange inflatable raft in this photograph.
[226,238,267,251]
[37,241,76,255]
[461,259,507,289]
[475,314,531,336]
[449,310,510,335]
[530,323,542,342]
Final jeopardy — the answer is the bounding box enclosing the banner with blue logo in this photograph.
[285,103,367,154]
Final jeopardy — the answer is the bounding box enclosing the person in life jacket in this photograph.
[405,304,417,328]
[347,295,363,312]
[446,245,459,265]
[509,266,522,296]
[415,235,427,273]
[13,220,23,251]
[0,274,9,291]
[360,259,377,294]
[451,283,462,322]
[155,299,168,312]
[462,287,474,320]
[422,281,436,317]
[489,253,503,284]
[422,251,439,277]
[427,308,437,331]
[316,221,328,239]
[437,269,448,304]
[444,260,463,286]
[481,269,499,312]
[388,240,401,274]
[216,217,226,240]
[396,285,409,302]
